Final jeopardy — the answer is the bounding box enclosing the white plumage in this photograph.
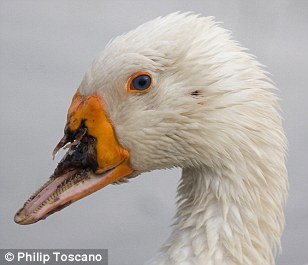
[17,12,288,265]
[79,12,288,265]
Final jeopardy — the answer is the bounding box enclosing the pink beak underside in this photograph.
[14,167,117,225]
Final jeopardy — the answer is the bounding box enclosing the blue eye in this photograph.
[132,75,151,90]
[128,72,152,92]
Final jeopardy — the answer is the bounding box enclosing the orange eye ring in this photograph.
[127,71,153,93]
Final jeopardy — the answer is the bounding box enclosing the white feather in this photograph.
[79,12,288,265]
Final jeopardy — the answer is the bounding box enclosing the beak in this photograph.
[14,90,134,225]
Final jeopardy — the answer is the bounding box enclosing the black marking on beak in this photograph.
[53,134,98,176]
[52,123,98,177]
[52,122,87,159]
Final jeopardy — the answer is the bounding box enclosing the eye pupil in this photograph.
[138,79,146,86]
[131,74,151,91]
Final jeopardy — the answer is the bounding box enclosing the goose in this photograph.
[14,12,288,265]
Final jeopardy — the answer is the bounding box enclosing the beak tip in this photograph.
[14,208,26,224]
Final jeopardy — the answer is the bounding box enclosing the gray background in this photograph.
[0,1,307,265]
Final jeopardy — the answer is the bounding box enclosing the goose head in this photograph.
[14,12,287,265]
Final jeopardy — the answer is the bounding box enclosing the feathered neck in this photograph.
[76,13,288,265]
[147,162,287,265]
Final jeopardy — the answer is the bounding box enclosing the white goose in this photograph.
[14,13,288,265]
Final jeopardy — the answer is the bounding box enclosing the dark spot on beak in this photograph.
[53,133,98,177]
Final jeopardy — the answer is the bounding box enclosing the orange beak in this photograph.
[65,91,130,173]
[14,90,134,225]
